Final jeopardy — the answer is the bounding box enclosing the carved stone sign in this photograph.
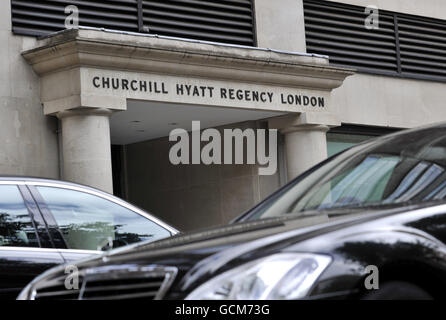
[83,68,330,113]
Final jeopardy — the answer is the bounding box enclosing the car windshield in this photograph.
[247,125,446,221]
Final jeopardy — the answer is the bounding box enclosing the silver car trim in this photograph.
[0,247,61,253]
[0,181,26,185]
[57,248,102,255]
[0,246,100,255]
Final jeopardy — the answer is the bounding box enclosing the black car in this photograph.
[0,177,178,299]
[18,123,446,300]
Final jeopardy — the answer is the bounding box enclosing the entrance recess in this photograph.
[111,100,284,145]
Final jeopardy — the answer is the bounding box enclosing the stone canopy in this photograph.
[22,27,354,118]
[20,27,354,194]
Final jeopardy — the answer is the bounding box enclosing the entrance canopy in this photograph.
[22,27,353,116]
[22,27,354,193]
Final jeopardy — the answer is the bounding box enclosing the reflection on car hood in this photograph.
[104,204,422,262]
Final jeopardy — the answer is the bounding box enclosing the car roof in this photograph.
[0,176,109,194]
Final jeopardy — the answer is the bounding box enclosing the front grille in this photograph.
[33,265,177,300]
[34,279,83,300]
[80,265,177,300]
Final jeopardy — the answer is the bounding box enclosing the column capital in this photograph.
[269,112,341,134]
[56,108,114,120]
[280,124,330,135]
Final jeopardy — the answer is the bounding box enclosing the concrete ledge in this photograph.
[22,28,354,90]
[269,112,341,130]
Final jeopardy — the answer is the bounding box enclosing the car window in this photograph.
[292,155,401,212]
[0,185,39,248]
[245,126,446,221]
[36,186,171,251]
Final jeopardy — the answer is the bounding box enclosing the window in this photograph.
[36,186,171,251]
[245,125,446,221]
[327,133,375,157]
[293,155,401,212]
[0,185,38,248]
[327,125,400,157]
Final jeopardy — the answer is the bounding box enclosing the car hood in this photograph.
[108,204,417,259]
[86,205,416,284]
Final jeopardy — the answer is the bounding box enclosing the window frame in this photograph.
[27,181,178,250]
[0,182,43,249]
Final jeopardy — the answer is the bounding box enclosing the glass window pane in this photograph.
[0,185,38,248]
[290,155,400,213]
[37,187,171,251]
[249,127,446,221]
[327,133,375,157]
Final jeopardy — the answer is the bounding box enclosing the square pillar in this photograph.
[254,0,307,52]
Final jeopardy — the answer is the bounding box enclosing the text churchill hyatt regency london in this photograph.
[92,77,326,108]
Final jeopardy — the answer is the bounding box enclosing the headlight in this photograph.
[186,253,331,300]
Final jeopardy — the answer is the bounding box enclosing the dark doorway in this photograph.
[111,145,125,199]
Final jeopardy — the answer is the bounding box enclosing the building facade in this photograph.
[2,0,446,231]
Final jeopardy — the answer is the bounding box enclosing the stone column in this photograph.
[282,125,329,180]
[57,108,114,194]
[269,113,340,182]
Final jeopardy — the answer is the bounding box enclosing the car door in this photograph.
[27,183,175,260]
[0,183,65,300]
